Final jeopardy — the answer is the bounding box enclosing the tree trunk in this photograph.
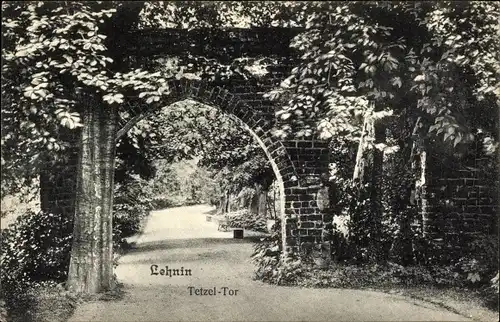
[67,99,118,294]
[249,184,261,215]
[219,195,227,214]
[418,150,428,236]
[353,111,373,182]
[226,192,231,213]
[395,117,423,264]
[258,189,267,218]
[369,107,386,260]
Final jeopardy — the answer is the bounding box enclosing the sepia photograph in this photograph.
[1,1,499,321]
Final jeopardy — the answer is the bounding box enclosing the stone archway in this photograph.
[40,82,333,261]
[39,27,334,293]
[115,80,300,253]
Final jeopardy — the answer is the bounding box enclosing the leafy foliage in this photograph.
[148,159,217,208]
[1,1,280,210]
[254,2,499,297]
[113,175,153,243]
[252,220,304,285]
[1,2,190,197]
[3,2,497,306]
[131,100,260,167]
[222,209,268,232]
[269,2,499,153]
[0,210,72,309]
[138,1,292,30]
[490,272,499,296]
[119,98,276,215]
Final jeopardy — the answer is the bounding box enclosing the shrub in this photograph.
[490,272,499,295]
[1,178,156,314]
[252,221,282,282]
[461,235,498,284]
[113,202,148,239]
[226,209,268,232]
[5,282,78,322]
[253,224,497,291]
[251,220,303,285]
[326,178,394,264]
[113,178,153,244]
[485,272,500,309]
[151,196,175,210]
[0,210,73,314]
[0,175,156,319]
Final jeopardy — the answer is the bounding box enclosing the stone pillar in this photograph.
[280,139,331,260]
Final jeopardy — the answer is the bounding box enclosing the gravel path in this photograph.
[69,205,470,321]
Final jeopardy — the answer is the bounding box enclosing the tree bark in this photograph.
[67,98,118,294]
[353,111,373,182]
[249,184,261,215]
[220,191,229,214]
[258,189,267,218]
[418,150,428,236]
[219,195,226,214]
[226,192,231,213]
[369,106,386,259]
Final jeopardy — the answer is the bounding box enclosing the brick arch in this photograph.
[37,27,337,288]
[117,79,300,186]
[115,79,303,252]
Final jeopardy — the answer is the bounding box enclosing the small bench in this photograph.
[233,228,244,239]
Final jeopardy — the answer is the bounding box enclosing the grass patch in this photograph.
[3,281,126,322]
[5,284,79,322]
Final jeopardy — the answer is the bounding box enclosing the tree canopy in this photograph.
[117,99,273,195]
[1,1,281,196]
[3,0,498,199]
[269,1,499,155]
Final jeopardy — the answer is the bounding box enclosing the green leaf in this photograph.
[103,93,124,105]
[414,75,425,82]
[390,77,402,88]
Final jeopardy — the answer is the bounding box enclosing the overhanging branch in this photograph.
[115,114,144,140]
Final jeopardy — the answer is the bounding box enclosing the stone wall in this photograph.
[420,146,498,257]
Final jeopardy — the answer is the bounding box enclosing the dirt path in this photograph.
[69,205,470,321]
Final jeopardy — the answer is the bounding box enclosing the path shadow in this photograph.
[127,236,262,254]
